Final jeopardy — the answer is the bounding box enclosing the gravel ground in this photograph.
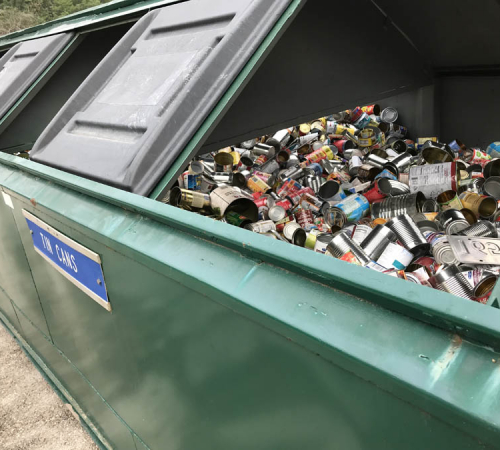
[0,324,99,450]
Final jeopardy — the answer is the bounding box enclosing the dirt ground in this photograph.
[0,324,99,450]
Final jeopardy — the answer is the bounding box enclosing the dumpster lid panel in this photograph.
[0,32,74,121]
[29,0,295,195]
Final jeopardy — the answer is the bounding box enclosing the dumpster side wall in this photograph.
[0,160,499,449]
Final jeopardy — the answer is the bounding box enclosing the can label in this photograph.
[225,212,250,227]
[470,149,492,167]
[375,169,398,181]
[412,256,440,274]
[248,220,276,233]
[275,215,294,232]
[181,191,210,209]
[459,192,483,216]
[327,171,351,184]
[462,270,484,287]
[303,146,334,165]
[334,194,370,222]
[210,186,251,217]
[340,251,363,266]
[247,175,271,193]
[438,193,463,211]
[377,243,413,270]
[409,163,456,198]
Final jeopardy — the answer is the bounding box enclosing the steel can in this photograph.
[424,231,458,265]
[210,185,259,221]
[247,175,271,194]
[246,220,276,234]
[377,242,414,270]
[459,192,497,218]
[295,209,315,231]
[436,190,463,210]
[333,194,370,222]
[409,162,458,199]
[170,187,211,210]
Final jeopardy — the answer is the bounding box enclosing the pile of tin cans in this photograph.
[168,104,500,305]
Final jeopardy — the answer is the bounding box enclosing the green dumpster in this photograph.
[0,0,499,449]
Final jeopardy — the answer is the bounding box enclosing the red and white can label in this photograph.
[409,163,456,199]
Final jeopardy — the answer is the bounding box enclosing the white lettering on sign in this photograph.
[55,244,78,273]
[39,232,54,255]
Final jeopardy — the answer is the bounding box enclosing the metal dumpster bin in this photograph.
[0,0,499,449]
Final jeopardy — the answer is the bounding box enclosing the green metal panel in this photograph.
[1,154,499,349]
[0,157,500,449]
[0,288,21,331]
[0,186,50,337]
[0,307,138,450]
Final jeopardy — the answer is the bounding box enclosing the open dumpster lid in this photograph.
[29,0,294,195]
[0,33,74,130]
[29,0,499,197]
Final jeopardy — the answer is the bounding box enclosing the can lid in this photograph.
[268,205,286,222]
[445,219,469,235]
[380,107,398,123]
[434,242,458,265]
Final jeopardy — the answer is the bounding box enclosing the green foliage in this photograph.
[0,0,111,34]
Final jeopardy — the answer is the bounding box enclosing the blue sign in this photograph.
[23,210,110,311]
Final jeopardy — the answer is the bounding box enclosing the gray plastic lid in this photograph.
[0,33,73,120]
[30,0,293,195]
